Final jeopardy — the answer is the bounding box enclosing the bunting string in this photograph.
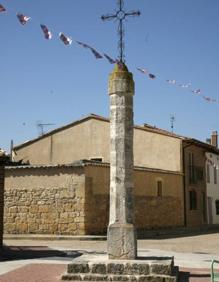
[0,2,218,104]
[137,67,219,103]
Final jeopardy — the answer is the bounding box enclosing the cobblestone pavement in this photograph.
[1,232,219,281]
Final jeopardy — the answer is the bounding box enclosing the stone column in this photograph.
[0,152,6,249]
[108,63,137,260]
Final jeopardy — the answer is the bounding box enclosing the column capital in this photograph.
[109,63,134,96]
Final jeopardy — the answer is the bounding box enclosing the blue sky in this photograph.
[0,0,219,152]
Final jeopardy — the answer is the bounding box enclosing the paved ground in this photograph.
[1,232,219,281]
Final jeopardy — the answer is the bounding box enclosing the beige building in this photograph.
[4,114,219,235]
[5,161,184,235]
[206,131,219,224]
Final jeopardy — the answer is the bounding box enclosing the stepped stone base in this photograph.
[62,254,178,281]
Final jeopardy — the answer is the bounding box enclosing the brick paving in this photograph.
[0,264,213,282]
[0,264,66,282]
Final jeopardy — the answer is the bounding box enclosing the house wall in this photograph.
[4,166,86,235]
[14,118,182,172]
[206,152,219,224]
[4,164,184,235]
[84,164,184,235]
[184,144,207,227]
[0,161,4,247]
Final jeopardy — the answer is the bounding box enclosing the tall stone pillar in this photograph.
[108,63,137,260]
[0,151,6,249]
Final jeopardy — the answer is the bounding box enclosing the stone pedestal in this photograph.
[108,63,137,260]
[62,254,178,281]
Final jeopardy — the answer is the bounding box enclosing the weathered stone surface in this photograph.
[108,63,136,260]
[67,263,89,274]
[91,264,107,274]
[63,255,177,281]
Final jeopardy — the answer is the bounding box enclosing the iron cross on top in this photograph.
[101,0,140,63]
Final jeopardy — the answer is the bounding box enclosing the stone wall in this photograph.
[84,164,184,235]
[0,162,4,247]
[4,163,184,235]
[4,166,86,235]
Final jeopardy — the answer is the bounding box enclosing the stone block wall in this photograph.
[4,166,86,235]
[0,162,4,247]
[4,163,184,235]
[84,164,184,235]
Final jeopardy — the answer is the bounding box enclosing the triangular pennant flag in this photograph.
[179,83,191,88]
[40,24,52,40]
[90,47,103,59]
[148,73,156,79]
[0,4,6,12]
[17,13,31,25]
[192,89,201,95]
[59,32,72,45]
[104,54,117,64]
[166,79,177,84]
[137,67,149,75]
[76,41,90,49]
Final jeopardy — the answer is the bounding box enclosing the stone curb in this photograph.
[3,234,107,241]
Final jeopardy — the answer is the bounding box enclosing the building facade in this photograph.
[4,114,219,235]
[4,161,184,235]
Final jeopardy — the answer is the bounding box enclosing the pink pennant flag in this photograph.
[59,32,72,45]
[137,67,149,75]
[40,24,52,40]
[104,54,117,64]
[90,47,103,59]
[0,4,6,12]
[76,41,90,48]
[17,13,31,25]
[148,73,156,79]
[166,79,176,84]
[192,89,201,95]
[76,41,102,59]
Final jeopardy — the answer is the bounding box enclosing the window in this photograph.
[215,200,219,215]
[189,190,197,210]
[207,164,210,183]
[214,166,217,184]
[157,180,163,197]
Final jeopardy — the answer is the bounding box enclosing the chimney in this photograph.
[211,131,218,148]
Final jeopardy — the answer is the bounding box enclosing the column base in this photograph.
[107,223,137,260]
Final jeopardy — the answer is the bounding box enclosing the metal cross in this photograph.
[101,0,140,63]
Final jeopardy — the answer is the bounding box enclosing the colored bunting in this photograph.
[40,24,52,40]
[0,4,6,12]
[17,13,30,25]
[104,54,117,64]
[179,83,191,88]
[76,41,102,59]
[76,41,90,48]
[1,3,218,105]
[90,47,103,59]
[59,32,72,45]
[192,89,201,95]
[148,73,156,79]
[137,67,148,74]
[166,79,176,84]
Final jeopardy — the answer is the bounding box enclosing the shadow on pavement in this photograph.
[0,245,82,262]
[178,271,211,281]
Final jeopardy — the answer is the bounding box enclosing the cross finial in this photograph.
[101,0,140,63]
